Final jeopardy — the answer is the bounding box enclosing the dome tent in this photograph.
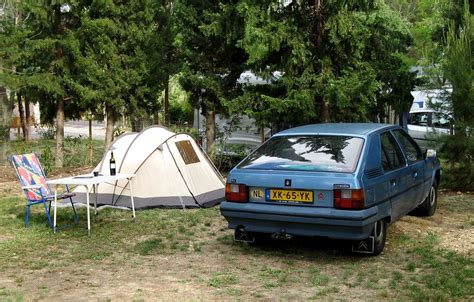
[74,126,225,209]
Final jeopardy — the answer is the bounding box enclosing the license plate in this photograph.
[266,189,313,203]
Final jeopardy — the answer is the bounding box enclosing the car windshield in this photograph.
[238,135,364,173]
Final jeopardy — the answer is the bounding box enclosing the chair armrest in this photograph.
[21,184,46,196]
[21,184,43,190]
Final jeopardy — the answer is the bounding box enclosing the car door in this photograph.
[391,129,426,209]
[380,131,409,221]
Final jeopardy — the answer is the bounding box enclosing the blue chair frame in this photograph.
[10,153,78,229]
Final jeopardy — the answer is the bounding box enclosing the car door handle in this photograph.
[413,171,418,178]
[390,179,396,186]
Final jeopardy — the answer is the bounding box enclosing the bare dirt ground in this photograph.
[0,166,472,301]
[394,192,473,256]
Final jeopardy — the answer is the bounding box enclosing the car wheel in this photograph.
[352,219,386,256]
[417,180,438,216]
[372,219,387,256]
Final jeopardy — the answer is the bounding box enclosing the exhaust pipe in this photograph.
[271,229,293,240]
[234,226,255,243]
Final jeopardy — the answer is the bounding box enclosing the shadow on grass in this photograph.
[218,232,363,262]
[7,201,78,231]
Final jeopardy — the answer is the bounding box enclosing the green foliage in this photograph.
[40,144,53,175]
[3,139,103,173]
[0,0,176,143]
[234,0,416,128]
[166,75,193,124]
[38,124,56,140]
[439,1,473,189]
[71,0,173,120]
[175,0,247,149]
[0,125,9,140]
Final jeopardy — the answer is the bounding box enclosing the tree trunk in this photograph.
[17,93,28,140]
[0,86,8,137]
[164,74,170,126]
[24,96,30,141]
[315,0,323,50]
[260,124,265,143]
[105,105,116,150]
[205,107,215,153]
[321,100,329,123]
[55,97,65,168]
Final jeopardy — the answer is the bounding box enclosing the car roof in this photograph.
[274,123,396,137]
[409,108,437,113]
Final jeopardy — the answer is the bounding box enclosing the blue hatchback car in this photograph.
[220,123,441,255]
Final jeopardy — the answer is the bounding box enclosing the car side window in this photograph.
[432,113,451,129]
[380,132,406,171]
[392,129,423,164]
[408,112,430,126]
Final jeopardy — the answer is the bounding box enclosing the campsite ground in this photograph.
[0,164,473,301]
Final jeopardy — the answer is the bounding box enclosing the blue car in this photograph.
[220,123,441,255]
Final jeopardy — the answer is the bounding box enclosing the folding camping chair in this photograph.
[10,153,78,228]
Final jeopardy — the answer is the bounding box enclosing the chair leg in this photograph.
[43,202,53,229]
[25,205,30,227]
[69,196,78,224]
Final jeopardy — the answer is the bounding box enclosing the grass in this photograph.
[0,146,473,300]
[0,193,472,301]
[403,235,473,300]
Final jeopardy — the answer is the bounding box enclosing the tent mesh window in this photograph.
[175,140,200,164]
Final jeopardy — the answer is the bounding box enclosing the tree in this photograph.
[0,1,83,167]
[72,0,173,147]
[72,0,130,149]
[231,0,415,130]
[0,0,30,141]
[175,0,247,152]
[440,1,473,189]
[154,2,179,126]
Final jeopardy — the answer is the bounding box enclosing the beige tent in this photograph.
[74,126,225,209]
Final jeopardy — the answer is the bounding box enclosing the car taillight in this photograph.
[225,183,248,203]
[334,189,365,210]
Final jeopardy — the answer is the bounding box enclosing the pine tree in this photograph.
[175,0,247,152]
[72,0,173,148]
[234,0,416,128]
[440,1,473,189]
[0,1,83,167]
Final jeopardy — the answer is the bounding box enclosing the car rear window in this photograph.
[238,135,364,173]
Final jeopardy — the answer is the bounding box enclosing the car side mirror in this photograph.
[425,149,437,159]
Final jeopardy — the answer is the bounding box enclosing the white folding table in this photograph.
[46,173,136,236]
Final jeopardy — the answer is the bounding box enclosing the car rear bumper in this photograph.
[220,201,382,240]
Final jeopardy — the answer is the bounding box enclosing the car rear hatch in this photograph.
[228,169,359,208]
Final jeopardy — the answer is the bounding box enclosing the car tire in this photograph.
[372,219,387,256]
[416,180,438,216]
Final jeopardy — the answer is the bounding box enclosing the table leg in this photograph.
[94,184,98,222]
[53,188,57,233]
[129,178,136,221]
[86,185,91,236]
